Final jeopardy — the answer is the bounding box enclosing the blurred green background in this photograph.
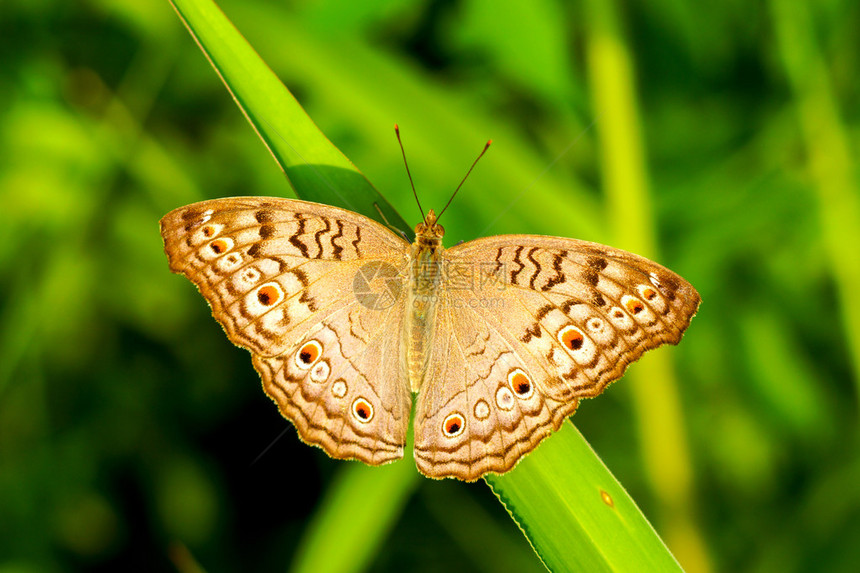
[2,0,859,571]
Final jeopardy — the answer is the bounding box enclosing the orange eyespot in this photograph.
[202,225,216,237]
[560,326,584,351]
[442,413,465,437]
[257,285,279,306]
[298,341,321,366]
[511,372,531,396]
[352,398,373,422]
[641,287,657,301]
[210,238,230,254]
[625,297,645,314]
[507,368,534,399]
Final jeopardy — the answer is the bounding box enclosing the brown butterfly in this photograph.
[161,185,699,480]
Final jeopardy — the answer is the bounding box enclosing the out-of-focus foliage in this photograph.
[0,0,858,572]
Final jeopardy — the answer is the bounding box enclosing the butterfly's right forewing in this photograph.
[160,197,414,465]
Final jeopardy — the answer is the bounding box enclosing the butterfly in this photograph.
[160,186,699,481]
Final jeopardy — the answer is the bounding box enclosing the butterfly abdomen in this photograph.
[405,234,444,392]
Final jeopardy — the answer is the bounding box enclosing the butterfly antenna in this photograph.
[395,124,425,221]
[373,202,409,241]
[436,139,492,223]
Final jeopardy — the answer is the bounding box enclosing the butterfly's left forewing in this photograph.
[161,197,414,465]
[412,235,700,480]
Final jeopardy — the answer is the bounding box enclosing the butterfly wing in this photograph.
[412,235,700,480]
[161,197,413,465]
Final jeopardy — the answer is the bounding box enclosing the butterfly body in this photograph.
[406,209,445,392]
[161,197,699,481]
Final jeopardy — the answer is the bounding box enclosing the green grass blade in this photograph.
[290,459,420,573]
[769,0,860,406]
[167,0,408,232]
[486,423,683,572]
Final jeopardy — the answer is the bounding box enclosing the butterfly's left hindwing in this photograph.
[412,235,700,480]
[160,197,413,466]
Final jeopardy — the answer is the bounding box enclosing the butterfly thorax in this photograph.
[406,210,445,392]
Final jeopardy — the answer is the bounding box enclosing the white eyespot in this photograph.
[331,379,347,398]
[206,237,234,257]
[442,413,465,438]
[495,386,515,411]
[220,252,243,270]
[507,368,534,399]
[586,317,605,332]
[352,398,373,423]
[309,360,330,383]
[241,267,262,285]
[608,306,634,329]
[294,340,323,370]
[255,282,284,308]
[649,272,661,288]
[474,399,490,420]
